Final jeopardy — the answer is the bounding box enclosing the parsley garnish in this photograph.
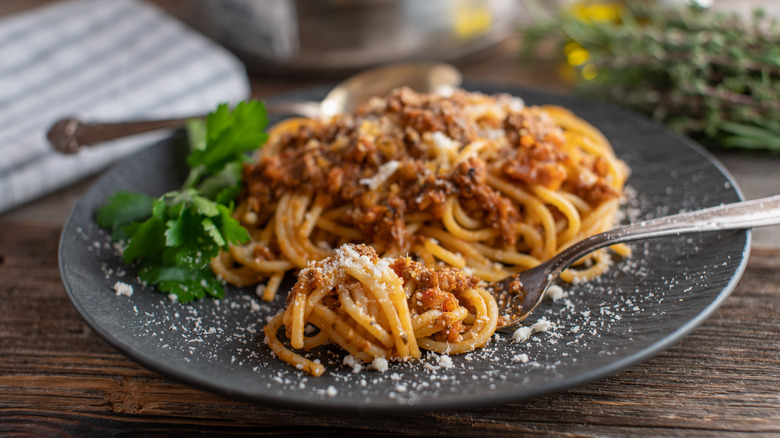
[97,101,268,302]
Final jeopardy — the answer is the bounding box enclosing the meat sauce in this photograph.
[242,88,619,252]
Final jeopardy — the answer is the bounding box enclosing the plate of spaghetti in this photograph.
[60,83,749,412]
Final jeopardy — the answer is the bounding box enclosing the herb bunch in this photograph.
[522,1,780,152]
[97,101,268,301]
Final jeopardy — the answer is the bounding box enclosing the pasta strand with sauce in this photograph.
[264,244,498,376]
[213,87,630,298]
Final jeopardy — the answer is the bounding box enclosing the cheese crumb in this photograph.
[507,97,525,112]
[359,160,400,190]
[437,354,454,369]
[512,326,533,343]
[512,353,529,363]
[432,131,459,154]
[343,354,363,373]
[112,281,134,297]
[530,317,553,333]
[512,317,554,343]
[371,357,389,373]
[545,285,564,302]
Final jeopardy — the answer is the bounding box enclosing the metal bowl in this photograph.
[185,0,519,75]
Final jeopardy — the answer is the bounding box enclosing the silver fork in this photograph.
[491,194,780,330]
[46,101,319,154]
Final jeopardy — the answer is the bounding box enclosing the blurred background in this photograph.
[8,0,778,139]
[3,1,778,77]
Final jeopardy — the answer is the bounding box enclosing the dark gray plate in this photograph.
[59,84,749,412]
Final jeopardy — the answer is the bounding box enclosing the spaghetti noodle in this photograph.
[212,87,630,299]
[264,243,498,376]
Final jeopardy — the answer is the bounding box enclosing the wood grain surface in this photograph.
[2,1,779,436]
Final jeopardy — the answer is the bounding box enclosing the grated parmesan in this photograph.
[546,285,564,302]
[359,160,400,190]
[112,281,134,297]
[371,357,389,373]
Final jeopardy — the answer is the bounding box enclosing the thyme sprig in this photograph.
[522,1,780,152]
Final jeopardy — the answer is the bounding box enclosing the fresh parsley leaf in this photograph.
[96,100,268,302]
[122,215,166,265]
[96,191,155,240]
[187,101,268,175]
[190,193,220,217]
[186,118,207,153]
[217,203,250,244]
[140,265,226,301]
[202,217,226,248]
[197,161,244,204]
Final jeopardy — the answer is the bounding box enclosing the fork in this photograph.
[491,194,780,330]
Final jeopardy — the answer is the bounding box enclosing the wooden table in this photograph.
[2,4,779,437]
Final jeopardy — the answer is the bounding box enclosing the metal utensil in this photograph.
[493,194,780,331]
[47,62,462,153]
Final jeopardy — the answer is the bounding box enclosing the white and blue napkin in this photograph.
[0,0,250,213]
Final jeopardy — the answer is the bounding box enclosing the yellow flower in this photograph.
[559,2,624,82]
[570,1,624,24]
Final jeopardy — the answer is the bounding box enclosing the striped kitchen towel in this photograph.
[0,0,250,214]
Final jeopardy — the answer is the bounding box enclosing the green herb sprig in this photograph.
[97,101,268,301]
[521,1,780,152]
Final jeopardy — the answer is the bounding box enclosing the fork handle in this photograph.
[547,194,780,279]
[47,117,192,153]
[47,100,321,154]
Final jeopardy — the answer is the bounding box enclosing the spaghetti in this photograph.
[212,87,630,300]
[264,243,498,376]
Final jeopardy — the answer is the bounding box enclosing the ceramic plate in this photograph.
[59,84,749,412]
